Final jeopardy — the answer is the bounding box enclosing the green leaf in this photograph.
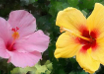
[35,60,53,74]
[35,63,48,73]
[80,0,101,9]
[81,10,87,17]
[46,63,53,70]
[49,1,69,17]
[11,66,36,74]
[69,70,88,74]
[20,0,29,5]
[100,1,104,5]
[11,60,53,74]
[44,60,53,70]
[58,69,66,74]
[20,0,38,5]
[79,70,88,74]
[69,71,76,74]
[29,0,38,4]
[67,0,78,7]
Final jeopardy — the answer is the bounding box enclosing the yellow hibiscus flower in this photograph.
[54,3,104,73]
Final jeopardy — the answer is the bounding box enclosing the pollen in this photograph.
[12,32,19,39]
[60,27,65,33]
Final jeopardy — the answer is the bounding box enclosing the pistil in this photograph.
[8,39,15,51]
[62,27,91,41]
[7,27,19,51]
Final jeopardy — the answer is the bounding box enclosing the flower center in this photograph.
[78,28,98,53]
[6,27,19,51]
[60,26,98,53]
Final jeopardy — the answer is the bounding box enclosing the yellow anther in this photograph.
[12,32,19,39]
[60,27,65,33]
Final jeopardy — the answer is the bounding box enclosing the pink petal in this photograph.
[0,38,10,58]
[9,51,41,68]
[15,30,50,52]
[8,10,36,37]
[0,17,12,44]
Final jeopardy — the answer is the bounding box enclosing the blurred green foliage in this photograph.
[11,60,53,74]
[0,0,104,74]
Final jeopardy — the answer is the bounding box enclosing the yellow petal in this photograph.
[91,38,104,65]
[76,48,100,73]
[54,32,82,58]
[87,3,104,67]
[87,3,104,39]
[87,3,104,65]
[56,7,87,35]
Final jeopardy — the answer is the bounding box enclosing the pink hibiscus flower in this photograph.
[0,10,49,68]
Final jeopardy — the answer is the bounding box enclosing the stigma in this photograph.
[12,27,19,39]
